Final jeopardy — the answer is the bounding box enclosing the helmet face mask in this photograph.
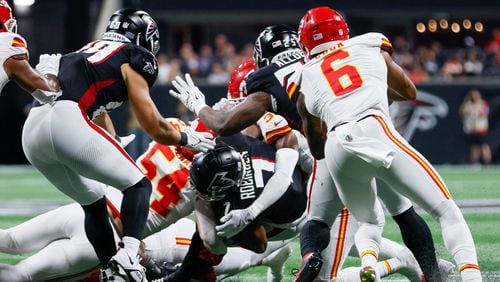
[253,24,301,68]
[190,145,244,202]
[103,8,160,55]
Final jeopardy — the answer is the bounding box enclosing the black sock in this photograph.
[299,219,331,257]
[169,232,213,280]
[82,197,116,267]
[393,207,441,281]
[121,177,152,239]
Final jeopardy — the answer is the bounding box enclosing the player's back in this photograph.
[57,40,158,120]
[0,32,28,92]
[298,32,392,130]
[214,133,306,224]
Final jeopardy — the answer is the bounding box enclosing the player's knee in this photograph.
[431,200,464,225]
[0,230,21,254]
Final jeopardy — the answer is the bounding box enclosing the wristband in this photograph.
[179,131,188,146]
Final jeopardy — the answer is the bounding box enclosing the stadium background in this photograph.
[0,0,499,281]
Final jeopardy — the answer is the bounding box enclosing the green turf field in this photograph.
[0,165,499,281]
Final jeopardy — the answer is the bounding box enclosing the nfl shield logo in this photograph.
[313,33,323,41]
[271,40,282,48]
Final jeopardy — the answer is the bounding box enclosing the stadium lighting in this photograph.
[463,19,472,29]
[428,19,437,29]
[439,19,448,29]
[416,22,426,33]
[13,0,35,6]
[475,22,484,32]
[451,22,460,33]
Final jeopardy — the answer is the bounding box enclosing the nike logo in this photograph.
[273,121,282,126]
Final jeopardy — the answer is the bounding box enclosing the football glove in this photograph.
[115,134,136,148]
[169,73,208,115]
[212,98,239,111]
[179,126,215,152]
[36,53,61,76]
[215,208,256,238]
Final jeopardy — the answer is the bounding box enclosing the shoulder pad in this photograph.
[129,45,158,87]
[0,33,29,59]
[354,32,393,55]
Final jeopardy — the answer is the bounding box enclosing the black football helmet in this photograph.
[253,24,300,68]
[189,145,243,202]
[102,8,160,55]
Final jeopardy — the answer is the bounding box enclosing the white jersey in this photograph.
[290,33,393,130]
[0,32,29,92]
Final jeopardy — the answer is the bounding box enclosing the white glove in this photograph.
[212,98,239,111]
[180,126,215,152]
[115,134,136,148]
[169,73,208,115]
[36,53,62,76]
[215,208,256,238]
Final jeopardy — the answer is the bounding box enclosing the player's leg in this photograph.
[318,209,356,281]
[377,180,441,280]
[295,159,343,282]
[325,134,385,281]
[371,115,481,281]
[0,203,82,254]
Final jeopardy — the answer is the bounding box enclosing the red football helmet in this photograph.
[298,6,348,59]
[227,60,256,101]
[0,0,16,33]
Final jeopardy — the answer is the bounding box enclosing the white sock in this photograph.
[122,236,140,258]
[377,258,401,277]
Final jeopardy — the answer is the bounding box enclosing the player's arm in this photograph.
[194,197,227,255]
[123,64,213,151]
[216,147,299,238]
[123,63,181,144]
[382,51,416,101]
[5,56,59,93]
[198,92,271,136]
[296,93,326,160]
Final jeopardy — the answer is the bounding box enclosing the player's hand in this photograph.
[212,98,239,111]
[115,134,136,148]
[169,73,208,115]
[36,53,62,76]
[216,209,255,238]
[181,127,215,152]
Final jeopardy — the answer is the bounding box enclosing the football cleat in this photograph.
[108,249,147,282]
[360,266,377,282]
[395,247,424,282]
[293,251,323,282]
[438,258,456,280]
[101,267,126,282]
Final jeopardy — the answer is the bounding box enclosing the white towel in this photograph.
[335,123,396,168]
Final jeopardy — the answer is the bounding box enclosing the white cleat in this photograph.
[263,244,292,282]
[395,247,424,282]
[108,248,147,282]
[438,258,456,280]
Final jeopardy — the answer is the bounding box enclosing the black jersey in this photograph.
[245,51,304,132]
[212,133,306,225]
[57,40,158,119]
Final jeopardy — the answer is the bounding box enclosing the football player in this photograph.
[0,0,60,103]
[170,25,443,281]
[21,8,214,282]
[292,6,481,281]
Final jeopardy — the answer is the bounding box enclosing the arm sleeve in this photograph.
[246,148,299,218]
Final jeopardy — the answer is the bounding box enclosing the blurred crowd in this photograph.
[154,28,500,86]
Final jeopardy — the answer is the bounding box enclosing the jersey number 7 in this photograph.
[321,49,363,97]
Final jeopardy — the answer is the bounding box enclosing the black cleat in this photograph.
[293,251,323,282]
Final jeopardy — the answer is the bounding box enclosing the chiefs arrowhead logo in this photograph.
[389,90,448,141]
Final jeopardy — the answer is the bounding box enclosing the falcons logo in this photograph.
[206,172,237,197]
[389,90,448,141]
[146,20,159,41]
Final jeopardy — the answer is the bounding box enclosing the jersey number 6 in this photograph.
[321,49,363,97]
